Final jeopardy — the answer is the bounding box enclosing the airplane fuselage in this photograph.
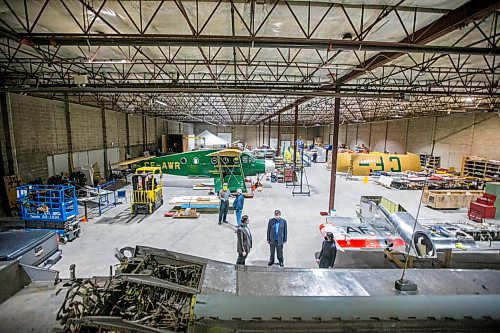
[141,149,268,178]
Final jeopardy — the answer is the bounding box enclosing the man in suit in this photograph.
[267,210,287,267]
[236,215,252,265]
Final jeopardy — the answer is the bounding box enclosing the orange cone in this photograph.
[82,216,88,223]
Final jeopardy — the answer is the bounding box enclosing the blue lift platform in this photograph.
[17,184,80,243]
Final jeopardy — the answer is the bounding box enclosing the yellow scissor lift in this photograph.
[131,167,163,214]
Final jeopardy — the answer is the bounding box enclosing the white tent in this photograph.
[197,130,228,148]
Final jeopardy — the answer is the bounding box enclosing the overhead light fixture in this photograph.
[155,100,168,107]
[342,32,353,40]
[101,8,117,17]
[465,96,474,104]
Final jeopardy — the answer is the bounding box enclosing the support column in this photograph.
[268,118,271,146]
[368,123,372,150]
[64,93,74,172]
[257,124,260,147]
[355,124,359,145]
[142,111,147,151]
[101,106,108,178]
[125,114,130,158]
[0,91,17,175]
[404,119,409,153]
[293,105,298,168]
[383,121,389,153]
[328,88,341,212]
[0,89,15,214]
[276,113,281,156]
[262,123,265,146]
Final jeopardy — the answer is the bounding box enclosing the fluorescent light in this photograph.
[465,96,474,103]
[101,8,116,17]
[155,100,168,107]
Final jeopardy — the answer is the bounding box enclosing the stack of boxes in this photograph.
[468,193,497,223]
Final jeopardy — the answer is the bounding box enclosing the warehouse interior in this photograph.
[0,1,499,332]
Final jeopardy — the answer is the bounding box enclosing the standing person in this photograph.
[233,188,244,226]
[217,183,231,225]
[267,210,287,267]
[316,232,337,268]
[236,215,252,265]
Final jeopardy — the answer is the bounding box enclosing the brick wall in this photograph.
[9,94,68,179]
[2,93,184,181]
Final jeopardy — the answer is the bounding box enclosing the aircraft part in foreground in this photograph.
[57,248,204,332]
[55,246,500,332]
[321,196,491,258]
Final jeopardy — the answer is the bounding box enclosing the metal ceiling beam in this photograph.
[263,0,500,122]
[13,33,498,56]
[336,0,500,84]
[2,85,496,97]
[0,86,400,98]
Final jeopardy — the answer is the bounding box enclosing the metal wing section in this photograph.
[320,217,405,251]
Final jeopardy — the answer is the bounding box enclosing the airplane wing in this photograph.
[114,156,151,167]
[207,149,242,157]
[320,217,405,251]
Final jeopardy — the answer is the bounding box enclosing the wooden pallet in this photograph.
[173,209,201,219]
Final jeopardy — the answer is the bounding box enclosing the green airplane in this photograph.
[140,149,274,193]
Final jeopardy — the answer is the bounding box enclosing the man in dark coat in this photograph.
[267,210,287,267]
[316,232,337,268]
[236,215,252,265]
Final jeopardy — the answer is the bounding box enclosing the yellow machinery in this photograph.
[131,167,163,214]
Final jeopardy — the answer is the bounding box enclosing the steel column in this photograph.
[293,105,298,168]
[0,91,17,176]
[268,118,271,147]
[277,113,281,156]
[262,123,265,147]
[328,89,341,212]
[125,114,130,157]
[101,106,108,178]
[64,93,74,172]
[142,111,147,152]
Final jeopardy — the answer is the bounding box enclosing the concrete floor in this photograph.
[53,163,499,278]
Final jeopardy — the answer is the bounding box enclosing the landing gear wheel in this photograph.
[59,236,68,244]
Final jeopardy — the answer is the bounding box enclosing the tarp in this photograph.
[197,130,228,147]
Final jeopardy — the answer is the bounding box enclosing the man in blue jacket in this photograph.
[233,188,244,226]
[267,210,287,267]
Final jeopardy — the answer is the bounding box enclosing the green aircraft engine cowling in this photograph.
[140,150,266,192]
